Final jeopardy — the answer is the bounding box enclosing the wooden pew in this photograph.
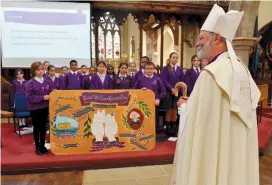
[1,110,14,118]
[1,76,12,111]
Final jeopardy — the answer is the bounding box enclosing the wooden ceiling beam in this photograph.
[92,1,229,15]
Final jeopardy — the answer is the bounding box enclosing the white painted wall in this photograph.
[183,25,198,69]
[121,14,200,69]
[258,1,272,30]
[145,32,153,62]
[156,28,161,66]
[142,31,147,57]
[126,14,140,63]
[163,27,174,66]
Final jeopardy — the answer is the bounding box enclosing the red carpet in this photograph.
[1,124,175,174]
[263,108,272,119]
[258,116,272,155]
[1,115,271,174]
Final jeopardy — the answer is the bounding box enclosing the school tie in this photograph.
[173,67,175,72]
[196,68,199,76]
[132,73,134,76]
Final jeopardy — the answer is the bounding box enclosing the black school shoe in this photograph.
[40,146,49,154]
[35,147,43,156]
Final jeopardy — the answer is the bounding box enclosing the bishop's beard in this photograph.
[197,40,213,61]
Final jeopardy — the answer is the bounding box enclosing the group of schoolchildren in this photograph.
[11,52,204,155]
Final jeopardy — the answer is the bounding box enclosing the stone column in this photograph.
[228,1,260,67]
[232,37,257,67]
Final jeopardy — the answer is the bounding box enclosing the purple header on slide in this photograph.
[4,11,86,25]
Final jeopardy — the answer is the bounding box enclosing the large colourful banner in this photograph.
[49,90,156,155]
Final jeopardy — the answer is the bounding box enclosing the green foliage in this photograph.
[122,114,131,129]
[83,116,93,139]
[137,101,151,117]
[50,121,57,136]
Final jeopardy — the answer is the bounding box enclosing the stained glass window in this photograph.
[98,26,105,58]
[106,31,113,58]
[91,13,121,60]
[97,12,120,59]
[114,32,120,58]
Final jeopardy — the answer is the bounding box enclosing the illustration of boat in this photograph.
[53,116,79,138]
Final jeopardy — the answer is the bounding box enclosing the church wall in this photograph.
[121,19,129,60]
[155,28,161,66]
[126,14,140,64]
[183,44,194,70]
[258,1,272,30]
[163,27,174,66]
[177,25,182,66]
[183,25,197,70]
[145,32,154,63]
[142,30,147,57]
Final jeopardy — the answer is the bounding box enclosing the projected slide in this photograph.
[1,2,91,68]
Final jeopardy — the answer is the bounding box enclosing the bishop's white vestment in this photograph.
[170,52,261,185]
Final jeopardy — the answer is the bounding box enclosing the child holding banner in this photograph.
[26,62,50,155]
[133,62,166,132]
[90,61,113,89]
[113,62,133,89]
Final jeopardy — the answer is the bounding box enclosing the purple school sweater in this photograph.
[160,66,184,92]
[184,68,200,96]
[58,75,66,90]
[113,75,133,89]
[44,76,59,94]
[64,72,83,90]
[11,79,27,95]
[25,78,50,111]
[90,74,113,89]
[11,79,28,105]
[133,75,166,100]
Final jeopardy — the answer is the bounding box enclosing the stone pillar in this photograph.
[232,37,256,67]
[228,1,260,67]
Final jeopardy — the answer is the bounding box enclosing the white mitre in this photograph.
[201,4,244,113]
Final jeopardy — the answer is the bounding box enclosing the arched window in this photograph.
[91,12,121,60]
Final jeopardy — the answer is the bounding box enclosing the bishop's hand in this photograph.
[177,96,188,107]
